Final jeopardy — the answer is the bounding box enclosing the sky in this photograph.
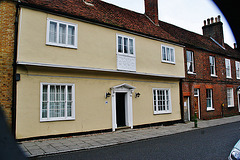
[101,0,236,48]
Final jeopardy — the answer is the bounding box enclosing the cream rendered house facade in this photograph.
[16,0,185,139]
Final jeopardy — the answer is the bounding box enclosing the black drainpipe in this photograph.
[179,78,184,123]
[12,1,20,139]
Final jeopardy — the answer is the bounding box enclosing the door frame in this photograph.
[194,88,201,119]
[111,83,135,131]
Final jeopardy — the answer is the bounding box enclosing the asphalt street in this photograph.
[33,121,240,160]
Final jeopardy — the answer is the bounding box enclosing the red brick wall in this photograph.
[182,47,240,120]
[0,1,16,127]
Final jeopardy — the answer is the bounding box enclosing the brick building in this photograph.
[161,16,240,120]
[1,0,239,139]
[0,0,17,130]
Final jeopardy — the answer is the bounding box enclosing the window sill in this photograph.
[226,77,232,79]
[46,43,77,49]
[161,60,175,65]
[117,52,136,57]
[187,72,196,75]
[211,75,218,78]
[154,111,172,115]
[40,118,75,122]
[228,105,234,108]
[207,108,215,111]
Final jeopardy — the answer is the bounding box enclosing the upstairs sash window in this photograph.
[117,35,135,55]
[162,45,175,64]
[186,51,194,73]
[47,18,77,49]
[116,34,136,71]
[225,59,231,78]
[209,56,216,76]
[236,61,240,79]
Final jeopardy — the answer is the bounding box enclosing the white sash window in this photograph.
[47,18,78,49]
[40,83,75,122]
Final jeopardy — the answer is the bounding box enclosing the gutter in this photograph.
[12,1,20,138]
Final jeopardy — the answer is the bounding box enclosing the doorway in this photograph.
[116,93,126,127]
[183,97,190,121]
[111,83,135,131]
[194,88,200,119]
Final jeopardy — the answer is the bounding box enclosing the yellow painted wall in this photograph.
[17,8,185,78]
[16,66,181,139]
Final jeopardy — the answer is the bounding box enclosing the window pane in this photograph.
[67,86,72,101]
[166,48,170,61]
[50,86,55,101]
[118,36,123,53]
[59,24,66,44]
[129,39,134,54]
[187,51,191,62]
[124,38,128,53]
[68,25,75,45]
[56,85,60,101]
[49,22,57,43]
[170,48,174,62]
[162,47,166,61]
[67,102,72,117]
[42,85,48,101]
[42,110,47,118]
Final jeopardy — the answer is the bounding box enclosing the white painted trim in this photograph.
[116,33,136,57]
[161,45,176,64]
[152,88,172,114]
[46,18,78,49]
[17,61,185,79]
[227,88,234,107]
[225,58,232,78]
[236,61,240,79]
[111,83,135,131]
[206,89,214,111]
[194,88,201,119]
[40,83,75,122]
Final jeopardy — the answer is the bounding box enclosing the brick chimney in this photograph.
[202,15,224,47]
[144,0,159,25]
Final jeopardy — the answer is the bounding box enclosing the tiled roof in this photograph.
[19,0,178,43]
[159,20,240,59]
[20,0,240,58]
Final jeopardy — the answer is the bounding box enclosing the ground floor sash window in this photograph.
[40,83,75,122]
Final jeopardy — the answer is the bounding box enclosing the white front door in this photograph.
[111,84,135,131]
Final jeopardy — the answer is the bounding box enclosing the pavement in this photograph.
[18,115,240,158]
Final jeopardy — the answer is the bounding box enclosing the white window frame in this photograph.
[116,34,135,57]
[186,50,194,74]
[161,45,175,64]
[152,88,172,114]
[227,88,234,107]
[46,18,78,49]
[236,61,240,79]
[206,89,214,111]
[40,83,75,122]
[225,58,231,78]
[209,56,216,76]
